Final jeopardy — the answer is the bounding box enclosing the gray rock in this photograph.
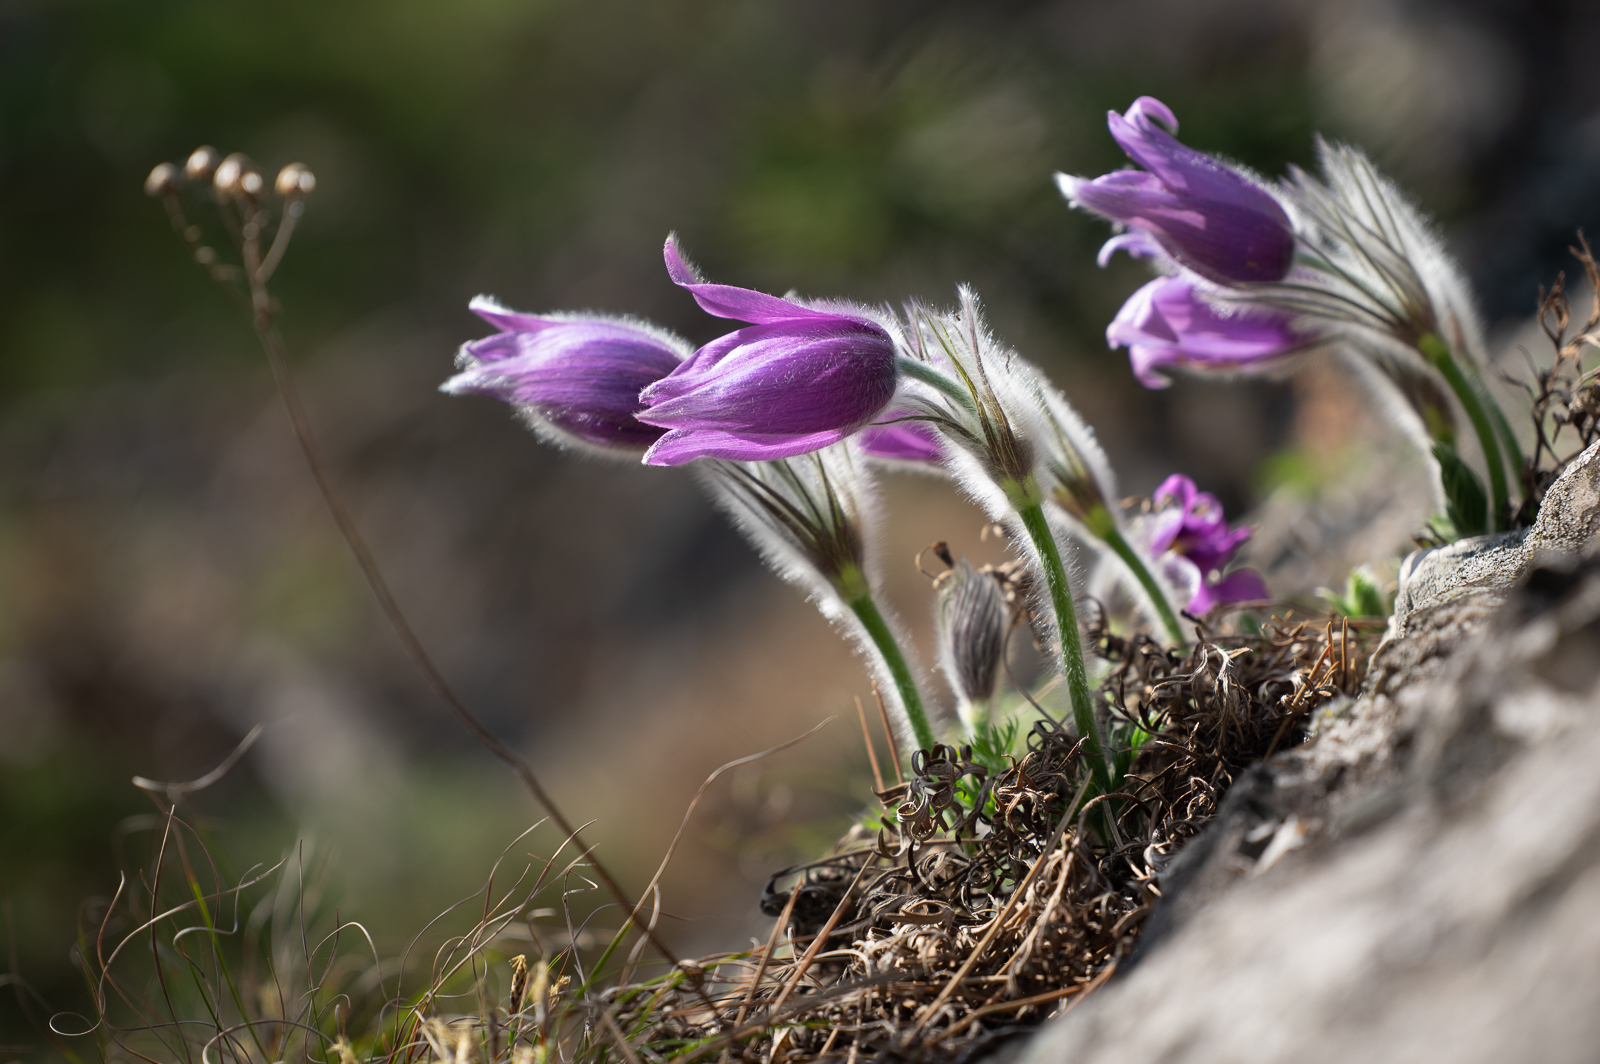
[1019,440,1600,1064]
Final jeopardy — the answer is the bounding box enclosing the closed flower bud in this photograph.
[275,163,316,197]
[184,146,221,183]
[443,297,690,456]
[144,162,181,197]
[935,560,1010,735]
[637,236,899,466]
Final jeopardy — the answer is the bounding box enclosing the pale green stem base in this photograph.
[849,594,936,753]
[896,355,977,415]
[1094,512,1186,645]
[1420,333,1510,532]
[1016,501,1113,799]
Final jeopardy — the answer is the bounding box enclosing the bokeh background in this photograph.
[3,0,1598,1054]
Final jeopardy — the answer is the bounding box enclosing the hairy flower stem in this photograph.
[848,593,936,753]
[1089,506,1187,645]
[1419,333,1510,532]
[897,356,979,416]
[1015,500,1114,798]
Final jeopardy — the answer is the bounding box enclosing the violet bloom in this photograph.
[442,297,687,455]
[1108,276,1299,388]
[1143,474,1268,615]
[1057,97,1296,286]
[637,238,899,466]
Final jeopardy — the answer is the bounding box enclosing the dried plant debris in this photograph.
[579,614,1378,1064]
[1516,232,1600,524]
[74,615,1375,1064]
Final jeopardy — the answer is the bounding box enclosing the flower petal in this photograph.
[1192,568,1270,614]
[642,426,851,465]
[1096,231,1163,267]
[638,319,897,435]
[664,236,835,325]
[467,295,566,338]
[1108,277,1299,386]
[445,310,686,453]
[859,419,944,464]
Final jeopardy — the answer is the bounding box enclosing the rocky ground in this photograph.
[1018,440,1600,1064]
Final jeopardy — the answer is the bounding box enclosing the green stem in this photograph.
[1477,368,1526,475]
[1419,333,1509,532]
[849,593,936,753]
[1015,501,1113,799]
[896,356,978,416]
[1094,512,1186,645]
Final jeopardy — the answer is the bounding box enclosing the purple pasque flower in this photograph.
[443,297,688,455]
[1108,275,1299,388]
[1143,474,1268,615]
[1057,96,1296,286]
[637,237,899,466]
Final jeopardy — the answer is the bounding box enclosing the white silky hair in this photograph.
[1265,140,1489,366]
[1229,140,1494,510]
[696,442,944,748]
[934,559,1009,737]
[891,288,1099,687]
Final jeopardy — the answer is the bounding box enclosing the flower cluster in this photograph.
[436,91,1541,771]
[1061,95,1521,532]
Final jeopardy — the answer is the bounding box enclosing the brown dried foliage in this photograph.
[1516,232,1600,524]
[599,612,1377,1064]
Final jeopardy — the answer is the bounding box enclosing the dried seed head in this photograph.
[274,162,316,197]
[212,153,260,199]
[184,145,221,183]
[143,162,181,197]
[935,559,1009,727]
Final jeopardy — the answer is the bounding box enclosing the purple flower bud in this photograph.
[636,237,899,466]
[1107,276,1299,389]
[442,297,688,455]
[1142,474,1268,615]
[1058,96,1296,285]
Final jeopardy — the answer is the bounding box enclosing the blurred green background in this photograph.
[3,0,1596,1056]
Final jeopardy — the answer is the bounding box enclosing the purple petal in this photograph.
[1190,568,1270,614]
[1107,277,1298,387]
[1125,96,1179,135]
[1127,344,1178,389]
[1072,178,1294,285]
[1096,231,1163,267]
[1153,474,1197,512]
[664,236,835,325]
[445,313,685,451]
[637,330,745,405]
[642,426,851,466]
[638,319,896,435]
[468,296,566,338]
[1060,98,1296,285]
[859,419,944,464]
[1182,524,1252,575]
[1143,507,1186,556]
[1159,553,1203,611]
